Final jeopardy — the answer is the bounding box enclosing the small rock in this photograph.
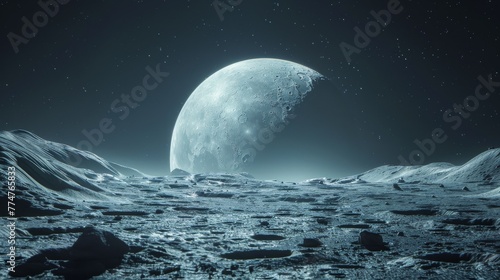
[398,178,405,183]
[103,211,148,216]
[462,186,470,191]
[221,268,233,276]
[417,252,469,263]
[155,209,164,214]
[251,234,285,241]
[317,218,329,225]
[439,184,445,188]
[260,221,270,227]
[338,224,370,229]
[393,183,403,191]
[359,231,389,251]
[170,168,190,176]
[27,227,56,236]
[300,238,322,248]
[149,269,163,276]
[220,249,292,260]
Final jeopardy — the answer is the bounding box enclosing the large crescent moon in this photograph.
[170,58,325,176]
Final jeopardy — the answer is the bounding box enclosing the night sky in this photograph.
[1,0,499,179]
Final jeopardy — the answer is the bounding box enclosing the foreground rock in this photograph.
[10,227,129,279]
[359,231,389,251]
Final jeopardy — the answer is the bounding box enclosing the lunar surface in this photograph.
[1,130,500,279]
[170,58,326,177]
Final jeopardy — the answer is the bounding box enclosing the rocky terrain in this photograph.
[1,130,499,279]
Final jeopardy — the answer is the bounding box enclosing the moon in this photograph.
[170,58,326,176]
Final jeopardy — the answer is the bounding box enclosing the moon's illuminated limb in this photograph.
[170,58,324,175]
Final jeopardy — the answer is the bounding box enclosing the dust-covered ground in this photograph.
[3,173,500,279]
[1,130,499,279]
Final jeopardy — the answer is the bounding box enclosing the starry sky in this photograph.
[1,0,499,179]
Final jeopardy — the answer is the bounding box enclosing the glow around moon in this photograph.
[170,58,325,175]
